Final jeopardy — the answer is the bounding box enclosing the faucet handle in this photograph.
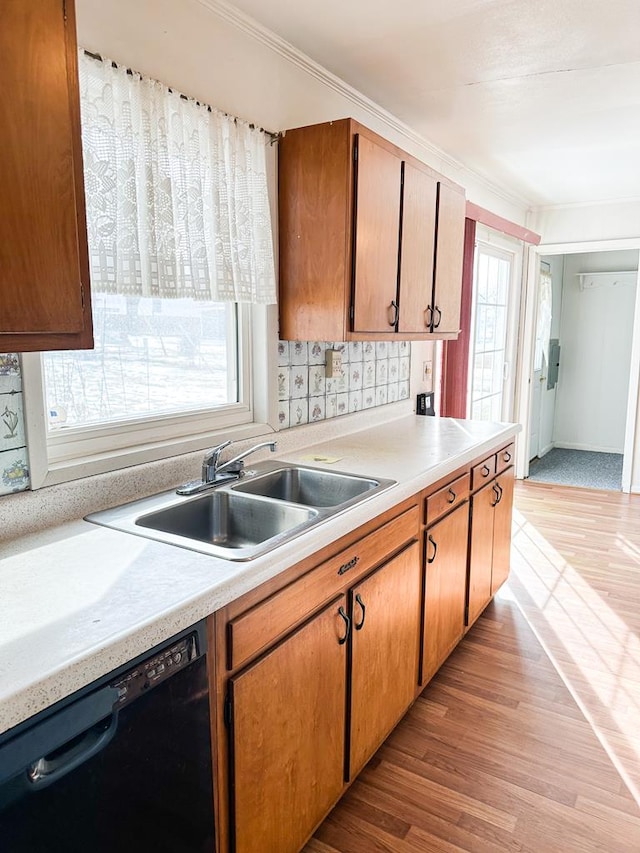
[204,440,232,466]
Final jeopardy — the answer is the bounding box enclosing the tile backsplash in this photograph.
[0,354,30,495]
[277,340,411,429]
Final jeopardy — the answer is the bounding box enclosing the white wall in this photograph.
[528,200,640,244]
[552,250,638,454]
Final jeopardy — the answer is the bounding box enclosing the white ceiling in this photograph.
[227,0,640,208]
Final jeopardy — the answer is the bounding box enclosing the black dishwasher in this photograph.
[0,622,214,852]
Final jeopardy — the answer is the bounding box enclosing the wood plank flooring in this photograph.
[303,481,640,852]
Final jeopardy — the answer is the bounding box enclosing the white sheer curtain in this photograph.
[78,51,277,304]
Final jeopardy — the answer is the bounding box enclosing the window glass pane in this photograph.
[43,295,237,430]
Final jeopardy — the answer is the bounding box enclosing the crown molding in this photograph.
[531,195,640,212]
[196,0,532,211]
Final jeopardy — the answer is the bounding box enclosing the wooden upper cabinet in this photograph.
[431,182,466,336]
[398,162,437,334]
[278,118,464,342]
[352,134,402,333]
[0,0,93,352]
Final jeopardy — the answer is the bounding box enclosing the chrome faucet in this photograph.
[177,439,277,495]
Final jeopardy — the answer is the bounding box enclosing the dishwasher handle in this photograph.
[27,711,119,790]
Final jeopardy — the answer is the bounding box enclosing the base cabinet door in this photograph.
[491,467,515,595]
[229,597,348,853]
[467,481,496,627]
[348,543,421,778]
[422,502,469,684]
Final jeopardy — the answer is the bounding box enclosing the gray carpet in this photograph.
[527,448,623,491]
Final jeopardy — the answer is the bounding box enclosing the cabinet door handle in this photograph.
[447,488,456,503]
[427,534,438,564]
[337,606,351,645]
[389,300,399,327]
[354,594,366,631]
[481,464,490,477]
[491,483,501,507]
[495,482,503,503]
[503,450,512,463]
[424,305,433,329]
[433,305,442,329]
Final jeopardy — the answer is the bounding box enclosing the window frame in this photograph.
[22,303,278,489]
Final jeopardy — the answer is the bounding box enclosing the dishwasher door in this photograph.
[0,624,214,853]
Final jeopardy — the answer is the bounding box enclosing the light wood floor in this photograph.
[303,481,640,852]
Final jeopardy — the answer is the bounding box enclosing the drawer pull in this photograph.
[354,594,366,631]
[337,555,359,576]
[447,488,456,503]
[504,450,512,463]
[337,606,351,645]
[481,464,490,477]
[427,534,438,564]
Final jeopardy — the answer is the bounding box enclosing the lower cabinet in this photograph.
[229,598,347,853]
[467,465,514,627]
[349,543,421,778]
[421,501,469,684]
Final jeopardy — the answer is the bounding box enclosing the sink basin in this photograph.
[232,467,380,508]
[86,462,396,561]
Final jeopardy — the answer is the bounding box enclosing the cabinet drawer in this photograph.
[227,504,420,671]
[496,442,515,475]
[471,455,496,491]
[425,472,470,525]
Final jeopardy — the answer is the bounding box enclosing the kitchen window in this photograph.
[22,51,277,488]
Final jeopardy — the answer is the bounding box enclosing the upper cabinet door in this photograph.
[0,0,93,352]
[431,182,466,336]
[397,163,437,334]
[352,134,402,334]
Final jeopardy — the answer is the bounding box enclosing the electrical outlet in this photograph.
[325,349,343,379]
[423,360,433,380]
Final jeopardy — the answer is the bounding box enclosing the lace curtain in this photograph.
[534,268,553,371]
[78,51,277,304]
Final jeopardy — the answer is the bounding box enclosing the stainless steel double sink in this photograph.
[86,462,396,561]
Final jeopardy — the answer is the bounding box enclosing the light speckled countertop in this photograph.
[0,415,519,735]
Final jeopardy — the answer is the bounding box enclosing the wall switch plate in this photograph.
[325,349,342,378]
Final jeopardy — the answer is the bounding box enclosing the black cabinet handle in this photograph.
[504,450,512,463]
[424,305,433,329]
[337,606,351,645]
[433,305,442,329]
[495,482,503,503]
[491,482,501,507]
[337,555,359,576]
[389,300,399,327]
[481,464,490,477]
[354,594,366,631]
[427,534,438,564]
[447,488,456,503]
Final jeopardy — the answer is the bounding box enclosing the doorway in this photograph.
[518,243,640,492]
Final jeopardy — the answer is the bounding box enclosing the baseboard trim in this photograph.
[552,442,624,455]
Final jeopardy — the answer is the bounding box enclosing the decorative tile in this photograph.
[336,393,349,416]
[289,399,309,427]
[362,390,376,410]
[0,354,20,376]
[363,342,375,362]
[388,357,400,383]
[308,341,325,365]
[276,400,290,429]
[388,383,400,403]
[277,341,290,366]
[375,358,388,386]
[399,380,410,400]
[309,396,325,422]
[0,392,26,451]
[308,365,326,397]
[375,341,388,359]
[363,361,376,389]
[349,362,363,391]
[290,341,308,366]
[388,340,399,358]
[399,356,411,381]
[325,394,337,419]
[376,386,389,406]
[348,342,363,363]
[398,340,410,356]
[349,390,362,413]
[277,368,290,401]
[0,447,30,494]
[0,375,21,395]
[290,366,309,399]
[326,369,347,394]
